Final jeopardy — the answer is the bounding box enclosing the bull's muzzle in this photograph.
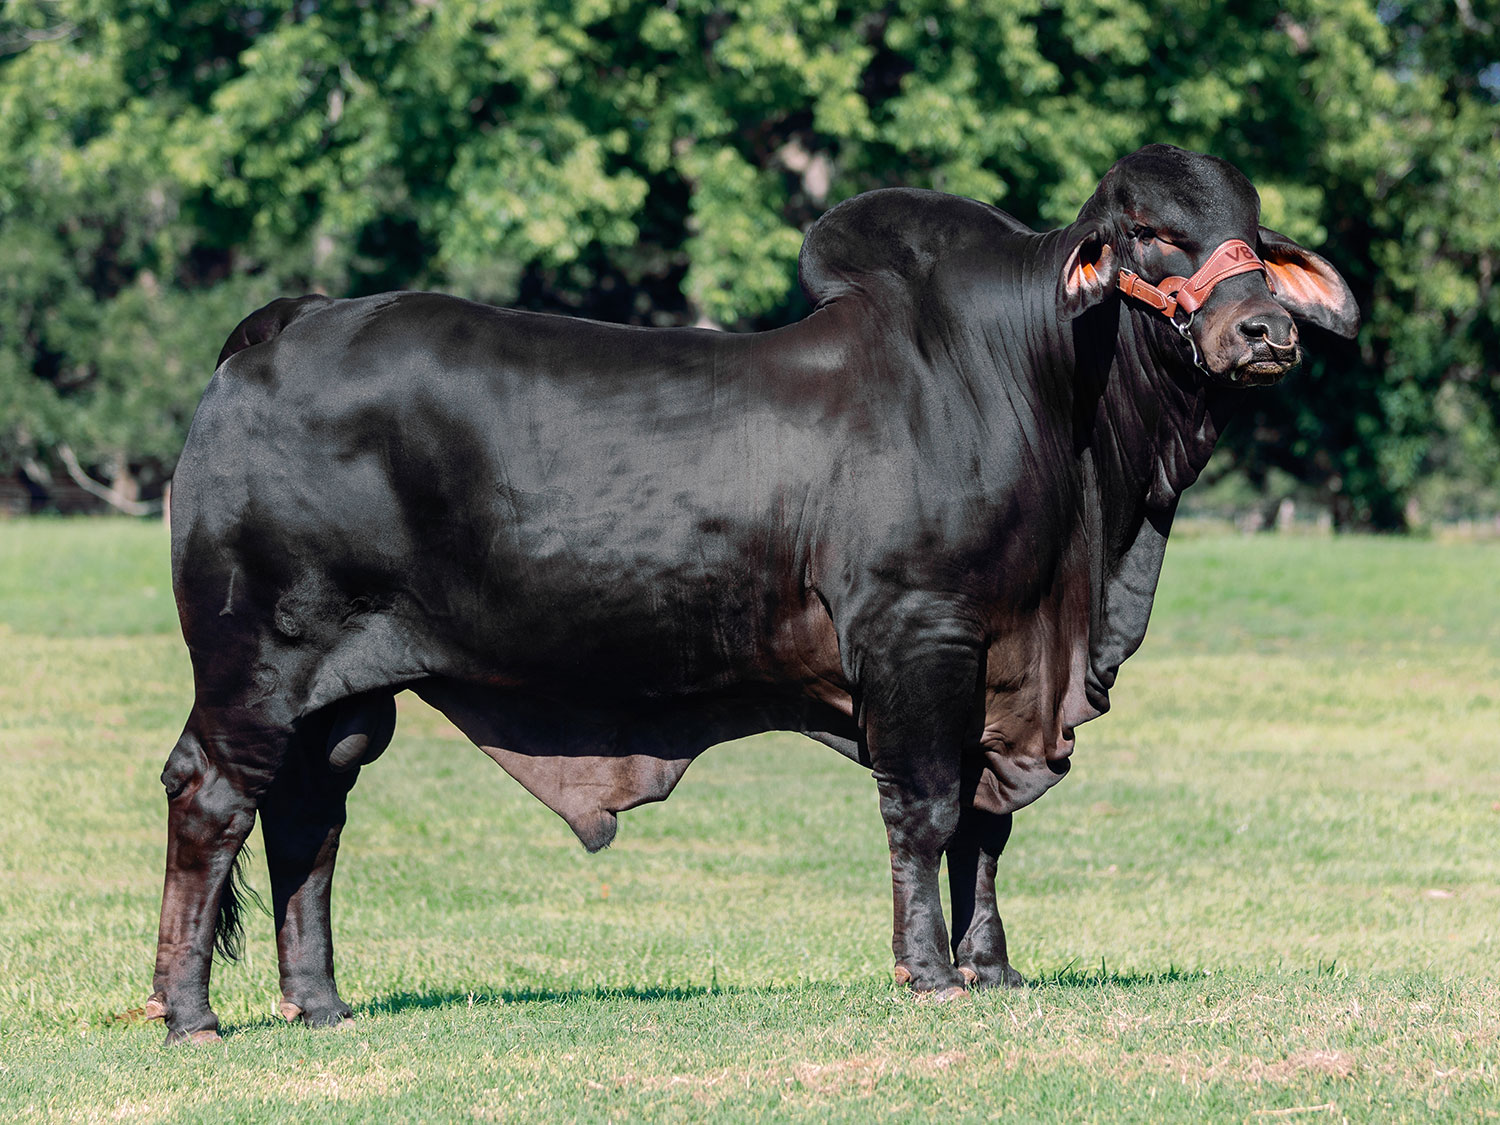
[1232,314,1301,385]
[1196,302,1300,386]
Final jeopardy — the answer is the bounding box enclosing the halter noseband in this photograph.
[1116,238,1273,323]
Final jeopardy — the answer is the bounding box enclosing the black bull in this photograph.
[148,145,1358,1042]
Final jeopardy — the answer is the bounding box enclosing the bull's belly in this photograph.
[413,676,861,851]
[276,535,859,853]
[396,555,858,850]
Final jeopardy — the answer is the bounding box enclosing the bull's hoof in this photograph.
[281,995,354,1029]
[957,962,1027,990]
[893,962,970,997]
[143,994,167,1021]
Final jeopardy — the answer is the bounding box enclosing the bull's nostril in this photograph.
[1239,316,1297,349]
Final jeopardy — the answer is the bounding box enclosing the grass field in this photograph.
[1,519,1496,1122]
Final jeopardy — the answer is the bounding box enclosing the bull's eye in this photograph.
[1132,226,1157,244]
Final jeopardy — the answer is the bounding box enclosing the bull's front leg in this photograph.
[860,621,985,997]
[946,805,1026,988]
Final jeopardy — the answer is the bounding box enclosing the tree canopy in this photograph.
[1,0,1496,526]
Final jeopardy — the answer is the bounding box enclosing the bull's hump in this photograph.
[798,189,1031,305]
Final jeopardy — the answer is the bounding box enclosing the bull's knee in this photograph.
[877,780,962,856]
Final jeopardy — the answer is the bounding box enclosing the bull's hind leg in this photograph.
[261,692,395,1029]
[260,762,358,1028]
[946,807,1025,989]
[147,719,277,1044]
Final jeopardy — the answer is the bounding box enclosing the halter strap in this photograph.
[1116,238,1273,321]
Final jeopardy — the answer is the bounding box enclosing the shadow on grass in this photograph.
[194,986,744,1038]
[128,968,1227,1039]
[351,965,1219,1020]
[357,982,750,1018]
[189,985,758,1039]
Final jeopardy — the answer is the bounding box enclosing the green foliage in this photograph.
[0,1,1496,525]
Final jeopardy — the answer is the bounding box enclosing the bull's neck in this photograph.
[1025,226,1238,708]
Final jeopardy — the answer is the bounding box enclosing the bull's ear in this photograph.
[1257,226,1360,338]
[1058,225,1118,319]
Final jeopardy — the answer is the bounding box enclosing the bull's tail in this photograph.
[216,294,333,369]
[213,847,267,964]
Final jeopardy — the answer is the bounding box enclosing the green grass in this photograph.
[1,519,1496,1121]
[0,518,179,637]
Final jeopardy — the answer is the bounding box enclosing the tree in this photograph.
[0,0,1495,526]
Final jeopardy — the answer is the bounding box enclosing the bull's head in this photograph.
[1058,144,1359,385]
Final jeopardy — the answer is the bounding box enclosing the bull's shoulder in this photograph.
[798,188,1034,305]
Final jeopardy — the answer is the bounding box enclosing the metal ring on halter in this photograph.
[1172,310,1212,376]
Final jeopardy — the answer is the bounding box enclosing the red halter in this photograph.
[1116,238,1273,321]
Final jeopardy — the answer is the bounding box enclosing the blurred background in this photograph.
[0,0,1495,530]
